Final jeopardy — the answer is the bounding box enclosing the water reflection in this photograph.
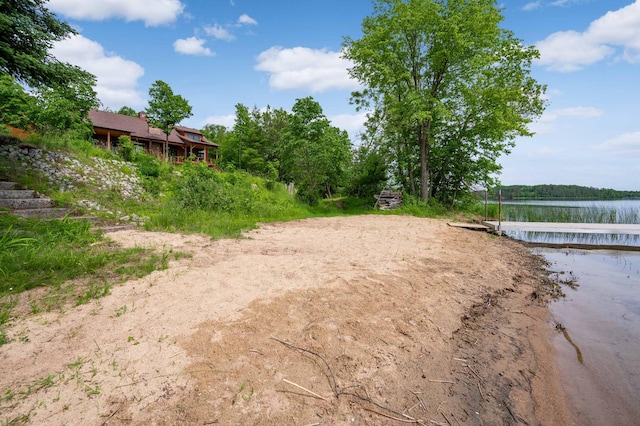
[538,248,640,425]
[504,230,640,247]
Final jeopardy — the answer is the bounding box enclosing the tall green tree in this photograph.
[281,97,352,203]
[30,66,100,137]
[117,106,138,117]
[0,0,93,89]
[146,80,192,160]
[343,0,546,203]
[0,74,34,130]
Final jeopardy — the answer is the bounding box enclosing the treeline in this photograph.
[492,185,640,200]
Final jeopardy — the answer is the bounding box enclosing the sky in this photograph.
[45,0,640,190]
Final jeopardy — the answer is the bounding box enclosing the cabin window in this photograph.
[187,133,199,141]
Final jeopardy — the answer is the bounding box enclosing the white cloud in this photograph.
[552,107,604,118]
[529,107,603,134]
[536,1,640,71]
[238,14,257,25]
[202,114,236,129]
[255,46,360,92]
[204,24,235,41]
[173,37,214,56]
[522,2,541,11]
[594,131,640,153]
[329,112,368,133]
[528,146,561,160]
[550,0,586,6]
[46,0,184,26]
[51,34,145,108]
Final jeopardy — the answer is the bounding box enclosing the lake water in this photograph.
[498,200,640,424]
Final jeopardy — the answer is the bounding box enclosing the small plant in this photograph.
[232,382,254,405]
[2,387,14,402]
[84,384,100,397]
[114,305,127,317]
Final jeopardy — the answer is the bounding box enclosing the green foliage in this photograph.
[0,0,88,89]
[0,216,99,294]
[135,154,162,178]
[343,0,546,203]
[117,106,138,117]
[1,70,99,139]
[21,132,111,159]
[30,66,99,138]
[345,143,388,199]
[172,162,258,212]
[146,80,192,157]
[0,74,35,130]
[281,97,352,203]
[494,185,640,201]
[118,135,135,162]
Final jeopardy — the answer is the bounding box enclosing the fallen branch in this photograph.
[362,407,423,424]
[477,382,485,401]
[428,379,455,384]
[465,365,482,382]
[271,337,338,395]
[282,379,327,401]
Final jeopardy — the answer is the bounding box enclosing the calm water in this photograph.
[500,200,640,247]
[502,201,640,424]
[540,249,640,425]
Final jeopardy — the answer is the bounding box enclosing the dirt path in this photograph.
[0,215,574,425]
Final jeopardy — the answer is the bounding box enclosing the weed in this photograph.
[76,281,111,306]
[232,382,254,405]
[1,387,13,402]
[84,384,100,397]
[114,305,127,317]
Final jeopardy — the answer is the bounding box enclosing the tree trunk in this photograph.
[419,124,430,201]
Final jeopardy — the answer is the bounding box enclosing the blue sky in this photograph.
[46,0,640,190]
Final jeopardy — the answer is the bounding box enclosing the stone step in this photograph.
[99,223,138,233]
[0,198,52,209]
[11,208,72,219]
[0,182,18,190]
[0,189,36,199]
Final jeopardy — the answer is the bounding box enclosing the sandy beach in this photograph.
[0,215,574,424]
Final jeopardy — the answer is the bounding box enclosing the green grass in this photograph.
[0,215,170,345]
[500,203,639,224]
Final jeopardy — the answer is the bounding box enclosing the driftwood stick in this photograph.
[429,379,455,384]
[101,405,121,426]
[271,337,338,395]
[477,382,485,400]
[466,365,482,381]
[440,411,453,426]
[410,390,427,410]
[283,379,327,401]
[362,407,421,424]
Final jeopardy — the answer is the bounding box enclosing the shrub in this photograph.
[118,135,135,162]
[135,154,161,177]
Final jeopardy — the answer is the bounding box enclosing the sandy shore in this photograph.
[0,215,574,424]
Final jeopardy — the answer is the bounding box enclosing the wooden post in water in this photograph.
[498,189,502,235]
[484,189,488,222]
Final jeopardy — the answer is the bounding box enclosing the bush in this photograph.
[118,135,135,162]
[135,154,161,177]
[295,187,320,206]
